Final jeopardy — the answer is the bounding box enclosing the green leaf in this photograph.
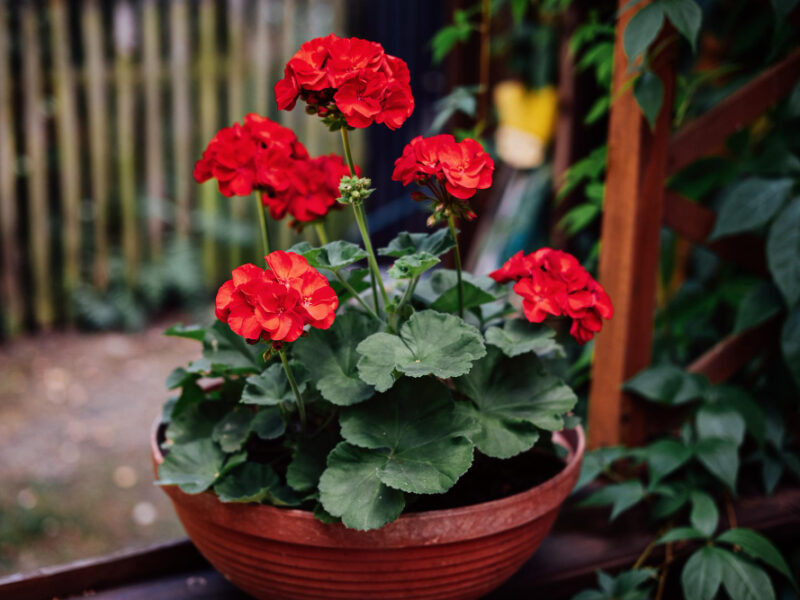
[286,431,339,494]
[558,203,601,236]
[430,86,478,134]
[623,3,664,63]
[164,323,206,342]
[213,462,293,504]
[710,178,793,241]
[167,400,229,444]
[661,0,702,52]
[157,438,225,494]
[641,438,693,483]
[251,406,285,440]
[485,319,563,358]
[772,0,800,17]
[288,240,368,272]
[293,311,377,406]
[634,69,663,129]
[415,269,502,309]
[681,546,725,600]
[575,446,627,491]
[734,282,784,333]
[782,307,800,389]
[705,385,766,444]
[430,281,497,313]
[241,363,306,405]
[431,14,474,64]
[211,406,254,453]
[339,378,474,494]
[579,480,646,520]
[717,528,798,589]
[689,490,719,537]
[203,320,265,373]
[378,229,456,258]
[696,404,745,445]
[356,310,485,392]
[718,548,776,600]
[624,365,707,404]
[767,198,800,307]
[318,442,406,530]
[453,347,577,458]
[695,438,739,491]
[656,526,706,544]
[387,251,440,280]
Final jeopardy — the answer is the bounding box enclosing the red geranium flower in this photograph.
[490,248,613,344]
[275,34,414,130]
[216,251,338,345]
[392,134,494,223]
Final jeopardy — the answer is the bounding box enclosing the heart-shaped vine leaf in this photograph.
[453,347,577,458]
[339,378,474,494]
[157,438,226,494]
[378,228,456,258]
[485,319,563,358]
[214,462,299,505]
[318,442,406,530]
[289,240,368,272]
[293,311,378,406]
[211,406,255,453]
[356,310,486,392]
[387,251,440,279]
[241,362,307,405]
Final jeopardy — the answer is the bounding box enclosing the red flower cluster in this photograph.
[216,251,338,345]
[490,249,613,344]
[392,134,494,222]
[262,154,353,226]
[194,114,308,198]
[275,34,414,130]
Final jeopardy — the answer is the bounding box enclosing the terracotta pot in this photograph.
[151,418,585,600]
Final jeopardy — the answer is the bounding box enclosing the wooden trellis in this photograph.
[588,1,800,448]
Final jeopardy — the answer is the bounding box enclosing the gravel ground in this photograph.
[0,316,205,576]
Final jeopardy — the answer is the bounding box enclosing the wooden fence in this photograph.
[0,0,346,336]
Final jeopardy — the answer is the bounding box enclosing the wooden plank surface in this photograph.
[587,8,676,449]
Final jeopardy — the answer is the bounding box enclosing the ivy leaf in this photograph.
[318,442,406,530]
[782,307,800,390]
[485,319,563,358]
[710,178,793,241]
[251,406,285,440]
[623,3,664,64]
[289,240,368,272]
[689,490,719,537]
[157,438,225,494]
[387,251,440,280]
[634,69,663,129]
[696,403,746,445]
[734,282,784,333]
[656,526,706,544]
[767,198,800,307]
[214,462,299,505]
[356,310,485,392]
[453,348,577,458]
[718,548,776,600]
[682,546,725,600]
[694,437,739,491]
[639,438,693,483]
[241,363,306,405]
[339,378,474,494]
[717,528,798,589]
[579,480,646,520]
[661,0,702,52]
[293,311,377,406]
[378,229,456,258]
[624,365,707,404]
[211,406,254,453]
[286,431,339,494]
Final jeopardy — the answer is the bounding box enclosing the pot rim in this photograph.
[152,414,585,547]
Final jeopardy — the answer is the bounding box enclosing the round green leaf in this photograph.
[211,406,254,453]
[241,362,307,405]
[387,251,440,280]
[213,462,297,504]
[288,240,368,271]
[484,319,563,358]
[157,438,225,494]
[251,407,285,440]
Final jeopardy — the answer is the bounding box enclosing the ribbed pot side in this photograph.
[151,419,585,600]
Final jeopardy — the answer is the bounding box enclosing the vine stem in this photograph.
[279,349,306,432]
[254,192,271,256]
[339,127,388,312]
[447,214,464,318]
[333,270,382,322]
[314,221,329,245]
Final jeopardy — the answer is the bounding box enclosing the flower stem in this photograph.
[447,214,464,318]
[333,270,382,322]
[339,127,357,175]
[255,192,271,256]
[279,349,306,432]
[314,221,329,245]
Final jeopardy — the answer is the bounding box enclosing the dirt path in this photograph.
[0,316,204,576]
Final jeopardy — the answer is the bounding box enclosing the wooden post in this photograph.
[170,0,192,238]
[587,5,676,448]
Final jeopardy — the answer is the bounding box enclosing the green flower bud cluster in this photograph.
[337,175,375,205]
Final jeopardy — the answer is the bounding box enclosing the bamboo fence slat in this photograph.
[169,0,191,238]
[227,0,247,268]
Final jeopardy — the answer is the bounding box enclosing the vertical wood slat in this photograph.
[198,0,219,283]
[114,1,139,282]
[587,9,677,449]
[0,2,23,335]
[22,4,54,328]
[142,0,165,259]
[50,0,82,302]
[170,0,192,238]
[227,0,246,268]
[83,0,110,290]
[252,0,272,117]
[277,0,299,251]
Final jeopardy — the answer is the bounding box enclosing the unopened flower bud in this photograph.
[411,191,427,202]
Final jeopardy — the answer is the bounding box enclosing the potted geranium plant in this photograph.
[152,34,612,600]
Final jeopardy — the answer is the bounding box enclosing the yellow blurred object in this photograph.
[494,81,557,169]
